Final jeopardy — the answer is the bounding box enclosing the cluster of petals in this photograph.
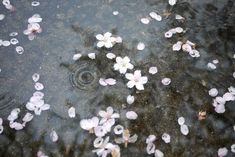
[212,86,235,113]
[96,32,122,49]
[146,135,164,157]
[23,14,42,40]
[26,73,50,115]
[99,78,116,86]
[125,70,148,90]
[165,27,184,38]
[172,40,200,58]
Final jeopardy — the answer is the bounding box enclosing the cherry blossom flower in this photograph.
[93,136,114,157]
[26,96,50,115]
[23,23,42,40]
[113,56,134,74]
[126,95,135,105]
[99,106,120,125]
[96,32,117,48]
[115,129,138,147]
[80,117,99,133]
[125,70,148,90]
[126,111,138,120]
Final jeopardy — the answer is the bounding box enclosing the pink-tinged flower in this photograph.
[23,23,42,40]
[125,70,148,90]
[80,117,99,133]
[98,106,120,125]
[115,129,138,148]
[92,136,114,157]
[26,98,50,115]
[96,32,117,49]
[114,56,134,74]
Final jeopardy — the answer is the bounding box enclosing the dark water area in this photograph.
[0,0,235,157]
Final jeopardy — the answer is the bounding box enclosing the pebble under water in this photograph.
[0,0,235,157]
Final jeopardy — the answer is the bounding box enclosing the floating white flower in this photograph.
[125,70,148,90]
[126,95,135,105]
[217,147,228,157]
[92,136,114,157]
[209,88,218,97]
[23,23,42,40]
[126,111,138,120]
[149,66,158,74]
[96,32,117,48]
[99,106,120,125]
[80,117,99,133]
[115,129,138,147]
[50,130,58,142]
[26,97,50,115]
[114,56,134,74]
[161,133,170,143]
[68,107,76,118]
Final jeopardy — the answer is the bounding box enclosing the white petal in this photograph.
[161,133,171,143]
[207,62,216,70]
[0,125,3,134]
[231,144,235,153]
[175,14,184,20]
[146,135,156,144]
[26,102,36,111]
[140,18,150,24]
[0,118,2,125]
[218,147,228,157]
[215,104,226,113]
[104,32,112,38]
[161,78,171,85]
[105,78,116,85]
[127,81,135,88]
[126,111,138,120]
[88,53,96,59]
[35,82,44,90]
[104,41,113,48]
[149,67,158,74]
[177,117,185,125]
[10,122,24,130]
[113,11,119,16]
[208,88,218,97]
[223,92,235,101]
[155,149,164,157]
[164,31,173,38]
[125,73,134,80]
[73,53,82,61]
[135,83,144,90]
[174,27,184,33]
[169,0,177,6]
[93,137,103,148]
[96,34,104,40]
[172,41,182,51]
[41,104,50,111]
[68,107,76,118]
[50,130,58,142]
[137,42,145,50]
[106,53,116,59]
[22,113,34,122]
[149,12,162,21]
[180,124,189,135]
[113,125,124,135]
[99,78,108,86]
[147,143,156,154]
[94,126,107,137]
[127,95,135,105]
[32,73,40,82]
[97,41,105,48]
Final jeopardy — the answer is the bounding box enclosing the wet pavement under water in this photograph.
[0,0,235,157]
